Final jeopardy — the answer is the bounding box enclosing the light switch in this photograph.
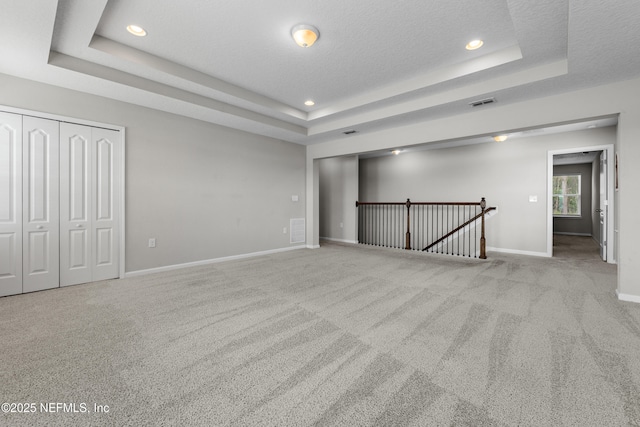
[291,195,299,202]
[529,195,538,202]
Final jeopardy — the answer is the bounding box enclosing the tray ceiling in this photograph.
[1,0,639,144]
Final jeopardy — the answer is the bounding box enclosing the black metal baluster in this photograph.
[376,205,380,246]
[457,204,460,256]
[468,205,472,257]
[369,205,372,245]
[387,204,390,248]
[445,205,448,255]
[385,205,388,248]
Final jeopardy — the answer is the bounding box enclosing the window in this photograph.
[553,174,581,216]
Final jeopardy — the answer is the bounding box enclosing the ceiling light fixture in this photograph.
[493,135,508,142]
[304,100,315,106]
[466,39,484,50]
[126,25,147,37]
[292,24,319,48]
[391,149,402,155]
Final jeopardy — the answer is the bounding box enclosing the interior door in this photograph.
[599,151,608,261]
[60,123,92,286]
[61,125,120,285]
[92,127,119,281]
[22,116,59,293]
[0,112,23,297]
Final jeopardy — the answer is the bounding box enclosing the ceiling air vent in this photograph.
[469,97,496,107]
[343,130,357,135]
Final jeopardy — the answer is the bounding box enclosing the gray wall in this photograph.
[553,163,593,235]
[319,156,358,243]
[0,73,306,273]
[358,127,616,255]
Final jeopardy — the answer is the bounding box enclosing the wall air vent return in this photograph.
[469,97,496,107]
[343,130,357,135]
[290,218,305,244]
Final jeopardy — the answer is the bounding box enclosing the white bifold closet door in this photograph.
[60,123,120,287]
[22,116,60,293]
[0,112,23,297]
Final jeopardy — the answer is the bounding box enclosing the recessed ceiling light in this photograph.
[466,39,484,50]
[391,149,402,155]
[588,124,597,129]
[304,100,315,106]
[493,135,508,142]
[127,25,147,37]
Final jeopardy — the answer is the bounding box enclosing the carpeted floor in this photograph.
[1,241,638,426]
[552,234,603,261]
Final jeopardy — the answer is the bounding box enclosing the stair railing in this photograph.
[355,198,495,259]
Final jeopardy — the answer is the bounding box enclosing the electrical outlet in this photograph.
[283,227,287,234]
[340,222,344,228]
[148,238,156,248]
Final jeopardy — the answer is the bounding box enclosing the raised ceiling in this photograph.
[1,0,639,144]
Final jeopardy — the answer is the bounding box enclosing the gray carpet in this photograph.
[553,234,603,262]
[1,241,638,426]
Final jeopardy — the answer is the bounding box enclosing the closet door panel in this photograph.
[60,123,92,286]
[22,116,59,293]
[0,112,23,297]
[92,128,119,281]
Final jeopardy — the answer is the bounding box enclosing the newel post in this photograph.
[405,198,411,250]
[480,197,487,259]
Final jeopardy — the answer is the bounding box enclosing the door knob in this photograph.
[595,209,603,213]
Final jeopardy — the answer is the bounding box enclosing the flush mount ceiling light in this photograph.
[304,100,315,106]
[126,24,147,37]
[466,39,484,50]
[493,135,508,142]
[292,24,319,47]
[391,149,403,155]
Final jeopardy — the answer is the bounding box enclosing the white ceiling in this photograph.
[1,0,639,145]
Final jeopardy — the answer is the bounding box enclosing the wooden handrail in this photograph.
[422,207,496,254]
[356,201,483,206]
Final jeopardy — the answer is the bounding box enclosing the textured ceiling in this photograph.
[1,0,639,145]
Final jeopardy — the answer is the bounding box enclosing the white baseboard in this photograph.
[487,246,551,258]
[320,237,358,244]
[616,290,640,304]
[306,244,321,249]
[553,232,592,237]
[125,245,307,278]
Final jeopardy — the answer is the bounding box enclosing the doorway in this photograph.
[547,145,614,262]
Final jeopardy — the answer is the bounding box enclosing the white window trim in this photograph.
[553,174,582,218]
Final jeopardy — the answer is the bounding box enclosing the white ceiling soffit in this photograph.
[358,115,619,159]
[1,0,639,144]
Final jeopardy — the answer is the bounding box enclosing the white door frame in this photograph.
[1,104,127,279]
[547,144,615,263]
